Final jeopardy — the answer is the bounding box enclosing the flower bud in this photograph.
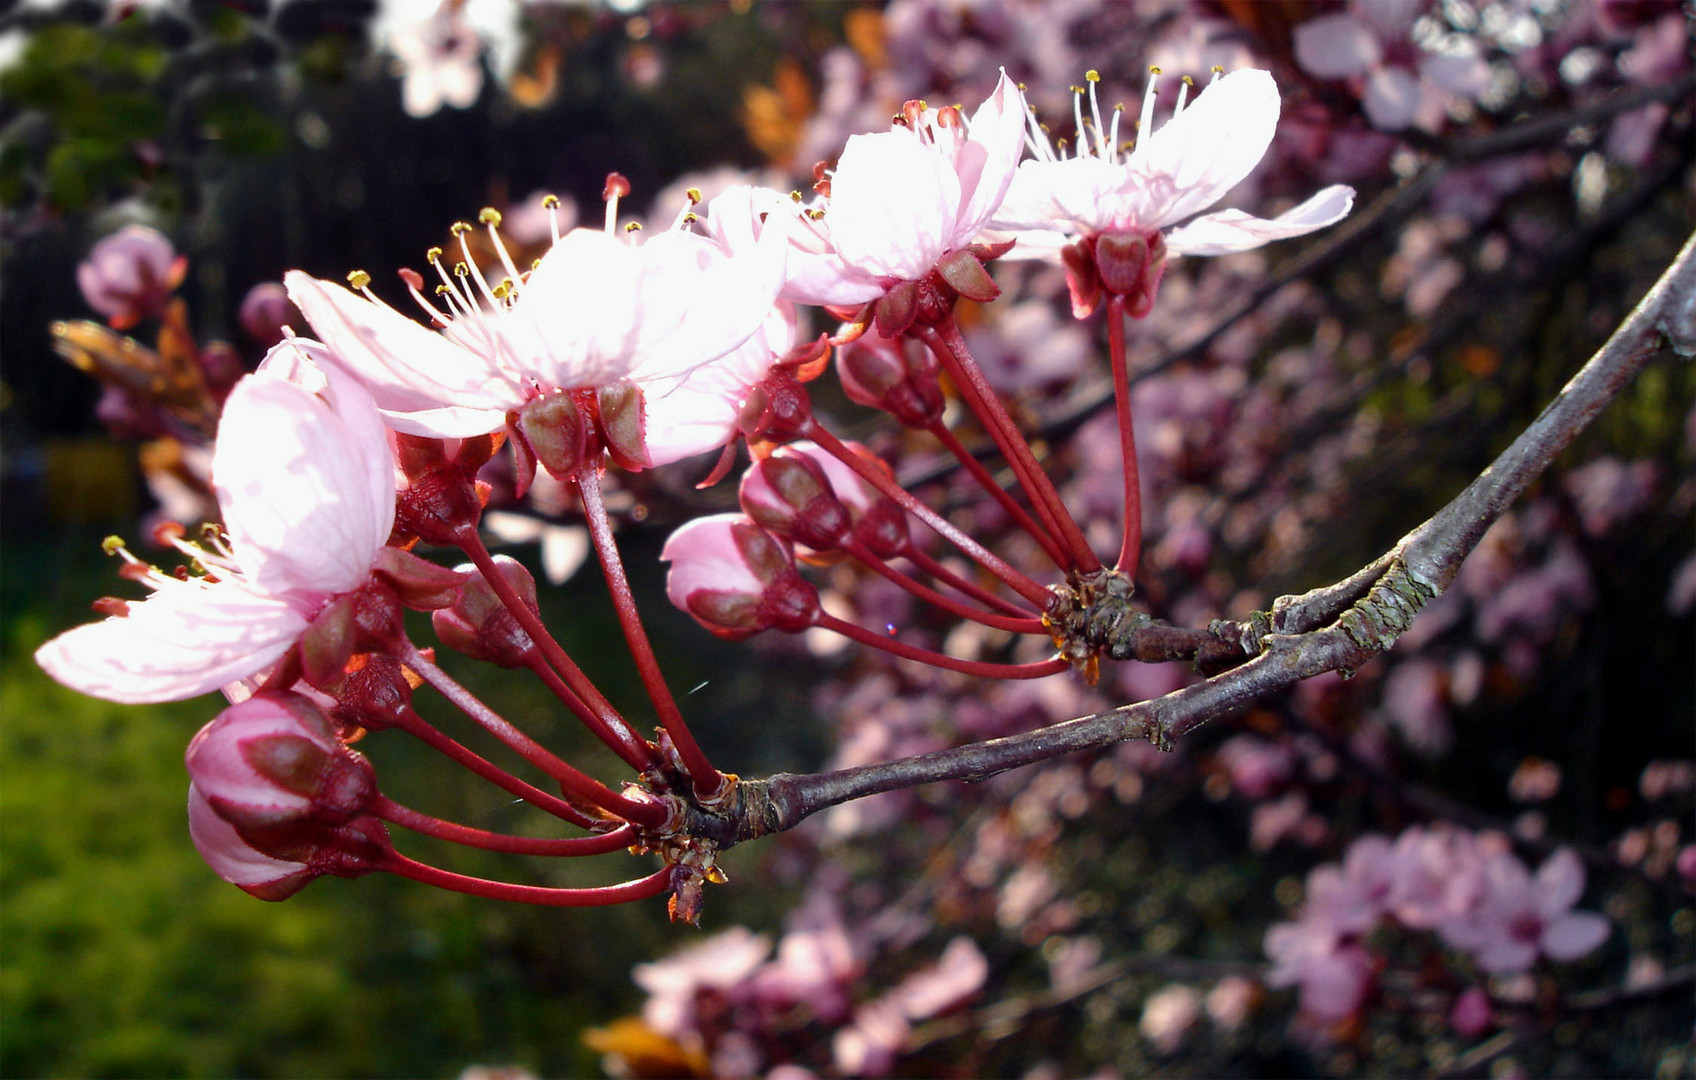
[189,784,391,901]
[739,452,851,550]
[237,281,299,348]
[185,692,377,859]
[782,441,908,558]
[77,224,187,329]
[431,555,538,667]
[836,332,943,428]
[660,514,819,640]
[330,653,420,733]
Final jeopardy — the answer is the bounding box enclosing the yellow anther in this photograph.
[425,245,443,263]
[492,281,510,300]
[1182,75,1194,86]
[1114,103,1125,112]
[1211,65,1224,73]
[807,209,825,221]
[102,535,126,554]
[1148,65,1162,75]
[435,284,450,296]
[541,193,560,209]
[346,269,372,290]
[1070,85,1083,95]
[1017,81,1027,91]
[454,262,469,277]
[682,212,699,224]
[789,190,803,202]
[685,187,702,204]
[915,99,928,110]
[1085,69,1100,82]
[479,207,502,227]
[531,258,542,270]
[450,221,472,236]
[624,221,642,232]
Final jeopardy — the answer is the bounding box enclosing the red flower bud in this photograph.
[431,555,538,667]
[660,514,819,640]
[836,331,943,428]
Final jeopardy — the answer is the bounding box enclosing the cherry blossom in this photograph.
[386,0,484,119]
[1292,1,1492,133]
[709,69,1026,307]
[1445,848,1610,973]
[285,188,789,455]
[34,339,395,703]
[76,223,187,329]
[988,68,1355,261]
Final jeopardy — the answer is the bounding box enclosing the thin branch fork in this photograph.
[680,230,1696,851]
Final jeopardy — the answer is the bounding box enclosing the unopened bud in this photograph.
[837,332,943,428]
[660,514,819,640]
[331,653,419,732]
[186,692,378,861]
[189,784,390,901]
[739,452,850,549]
[431,556,538,667]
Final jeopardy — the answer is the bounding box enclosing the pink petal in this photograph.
[1162,184,1355,256]
[214,371,392,601]
[1363,66,1423,131]
[1420,50,1492,99]
[188,784,310,887]
[827,129,963,280]
[1533,847,1586,916]
[641,302,794,467]
[35,581,307,704]
[952,70,1029,243]
[284,271,517,435]
[1541,912,1609,962]
[1293,14,1381,79]
[1137,68,1282,228]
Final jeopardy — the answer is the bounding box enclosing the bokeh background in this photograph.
[2,1,1692,1077]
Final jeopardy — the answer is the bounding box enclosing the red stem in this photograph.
[382,854,672,907]
[574,466,727,802]
[399,642,669,830]
[923,318,1102,573]
[372,795,638,856]
[806,424,1053,609]
[814,612,1069,680]
[456,531,658,770]
[1106,295,1143,578]
[924,419,1070,568]
[392,707,604,829]
[842,536,1045,634]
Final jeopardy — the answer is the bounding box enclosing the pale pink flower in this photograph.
[710,69,1026,307]
[1447,848,1610,973]
[387,0,483,119]
[77,223,187,329]
[285,190,789,449]
[640,300,797,467]
[1293,2,1492,132]
[988,68,1355,260]
[1264,918,1374,1021]
[1140,983,1203,1054]
[35,339,395,703]
[633,926,772,1038]
[660,514,819,640]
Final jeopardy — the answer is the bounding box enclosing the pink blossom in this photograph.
[386,0,483,118]
[1139,983,1203,1054]
[640,301,797,468]
[1446,848,1610,973]
[1293,2,1492,132]
[711,70,1026,307]
[1264,918,1374,1021]
[285,188,788,449]
[633,926,771,1038]
[1450,986,1494,1039]
[35,340,395,703]
[237,281,298,347]
[76,223,187,329]
[988,69,1354,260]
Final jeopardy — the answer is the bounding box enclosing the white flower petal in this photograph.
[827,129,962,280]
[952,70,1029,242]
[1136,68,1282,228]
[1163,184,1355,256]
[284,271,518,432]
[35,581,308,704]
[214,372,392,601]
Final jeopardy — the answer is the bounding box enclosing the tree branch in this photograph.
[686,231,1696,848]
